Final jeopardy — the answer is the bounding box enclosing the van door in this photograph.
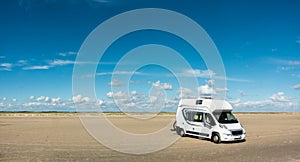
[202,113,216,138]
[184,111,204,136]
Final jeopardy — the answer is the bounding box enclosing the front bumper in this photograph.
[221,133,246,142]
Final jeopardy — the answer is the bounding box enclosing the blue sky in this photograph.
[0,0,300,112]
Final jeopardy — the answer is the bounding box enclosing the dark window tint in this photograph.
[213,111,238,124]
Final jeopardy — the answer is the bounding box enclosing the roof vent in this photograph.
[196,100,203,105]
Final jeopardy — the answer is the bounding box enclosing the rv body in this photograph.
[175,98,246,143]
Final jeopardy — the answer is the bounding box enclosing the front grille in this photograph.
[231,130,243,135]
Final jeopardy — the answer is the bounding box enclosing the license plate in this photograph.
[235,136,241,139]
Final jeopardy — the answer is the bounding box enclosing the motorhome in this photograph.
[175,98,246,143]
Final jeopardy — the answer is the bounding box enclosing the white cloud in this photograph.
[2,97,7,101]
[198,80,216,95]
[106,91,114,98]
[113,91,127,98]
[0,63,12,71]
[197,84,216,95]
[106,91,127,99]
[288,61,300,65]
[21,58,78,71]
[196,79,229,96]
[206,79,215,86]
[272,58,300,66]
[0,63,12,68]
[29,96,34,100]
[23,65,51,70]
[17,60,27,66]
[44,96,50,102]
[181,69,215,78]
[220,76,251,82]
[108,79,122,87]
[105,90,170,112]
[36,96,46,102]
[271,48,277,52]
[51,97,61,103]
[164,97,179,109]
[36,96,60,103]
[152,80,173,90]
[152,80,161,87]
[229,98,241,105]
[2,92,299,112]
[277,66,294,72]
[49,59,74,66]
[291,74,300,78]
[238,90,246,97]
[72,95,103,108]
[177,69,250,82]
[293,84,300,89]
[230,91,298,112]
[94,69,248,83]
[82,96,91,103]
[215,87,229,92]
[96,99,104,106]
[270,92,290,102]
[231,98,300,112]
[0,60,27,71]
[59,51,77,57]
[129,80,139,84]
[0,94,104,111]
[150,96,158,102]
[161,83,172,90]
[72,95,83,103]
[233,100,272,108]
[131,90,137,95]
[178,87,193,98]
[96,71,143,76]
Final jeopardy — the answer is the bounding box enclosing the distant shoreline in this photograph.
[0,111,299,117]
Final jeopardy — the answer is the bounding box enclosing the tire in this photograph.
[179,128,185,137]
[212,133,221,144]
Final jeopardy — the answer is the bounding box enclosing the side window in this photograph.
[182,109,203,122]
[205,113,216,126]
[182,109,190,120]
[182,109,191,121]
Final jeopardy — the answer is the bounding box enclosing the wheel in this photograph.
[212,133,221,143]
[179,128,185,137]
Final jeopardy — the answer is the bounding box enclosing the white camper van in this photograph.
[175,98,246,143]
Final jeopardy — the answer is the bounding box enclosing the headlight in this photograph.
[240,125,246,134]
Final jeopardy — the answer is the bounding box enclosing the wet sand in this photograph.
[0,113,299,161]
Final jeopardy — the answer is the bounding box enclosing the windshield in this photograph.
[213,111,238,124]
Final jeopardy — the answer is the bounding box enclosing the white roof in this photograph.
[178,98,233,112]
